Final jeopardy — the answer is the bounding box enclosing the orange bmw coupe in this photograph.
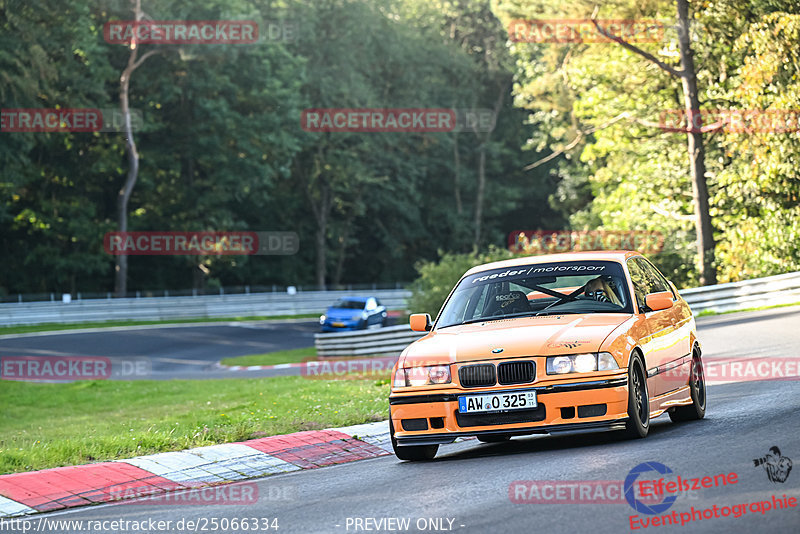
[389,251,706,461]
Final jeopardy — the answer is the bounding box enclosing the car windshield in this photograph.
[332,299,366,310]
[437,260,633,328]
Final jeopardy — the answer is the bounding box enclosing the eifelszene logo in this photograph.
[625,462,678,515]
[753,446,792,483]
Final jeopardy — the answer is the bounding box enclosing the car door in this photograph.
[627,258,676,397]
[638,258,693,393]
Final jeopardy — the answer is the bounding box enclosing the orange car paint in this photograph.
[390,251,699,441]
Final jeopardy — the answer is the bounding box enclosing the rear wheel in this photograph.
[390,419,438,461]
[669,351,706,422]
[623,354,650,439]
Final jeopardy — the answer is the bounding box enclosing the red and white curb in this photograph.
[0,422,391,518]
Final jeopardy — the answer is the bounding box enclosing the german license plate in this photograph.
[458,390,537,414]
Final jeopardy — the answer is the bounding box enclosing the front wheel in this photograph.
[623,354,650,439]
[390,419,438,461]
[669,352,706,422]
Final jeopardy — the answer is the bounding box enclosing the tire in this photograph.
[623,354,650,439]
[477,435,511,443]
[390,419,438,461]
[669,351,706,422]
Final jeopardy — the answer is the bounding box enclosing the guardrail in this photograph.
[680,271,800,314]
[315,325,424,357]
[315,271,800,358]
[0,289,411,326]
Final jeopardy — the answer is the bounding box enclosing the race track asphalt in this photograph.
[0,320,319,379]
[4,306,799,533]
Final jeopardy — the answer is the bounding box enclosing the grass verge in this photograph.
[220,347,317,367]
[0,314,319,337]
[0,376,389,474]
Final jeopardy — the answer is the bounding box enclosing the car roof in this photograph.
[464,250,642,276]
[334,296,370,302]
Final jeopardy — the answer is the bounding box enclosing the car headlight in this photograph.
[319,315,326,325]
[597,352,619,371]
[393,365,451,387]
[546,352,619,374]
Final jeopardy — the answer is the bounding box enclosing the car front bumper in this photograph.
[320,320,363,332]
[390,374,629,445]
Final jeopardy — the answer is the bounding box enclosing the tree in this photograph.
[590,1,716,285]
[114,0,162,296]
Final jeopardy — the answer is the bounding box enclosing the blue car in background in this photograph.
[320,296,388,332]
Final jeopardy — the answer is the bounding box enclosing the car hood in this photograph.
[325,307,363,319]
[402,314,633,366]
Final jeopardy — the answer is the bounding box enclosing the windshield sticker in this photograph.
[470,264,606,284]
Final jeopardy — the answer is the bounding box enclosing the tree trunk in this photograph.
[115,47,139,297]
[677,0,716,285]
[114,0,158,296]
[472,84,507,249]
[314,213,328,290]
[473,145,486,247]
[590,2,717,285]
[453,132,462,215]
[309,175,331,290]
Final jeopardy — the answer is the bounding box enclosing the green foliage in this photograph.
[1,0,797,295]
[0,0,559,294]
[492,0,800,286]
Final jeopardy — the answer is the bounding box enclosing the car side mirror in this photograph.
[409,313,432,332]
[644,291,673,312]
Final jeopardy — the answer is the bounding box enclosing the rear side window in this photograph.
[627,257,672,311]
[639,258,676,299]
[634,258,670,296]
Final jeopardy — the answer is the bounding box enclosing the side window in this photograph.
[366,298,377,310]
[635,258,670,296]
[626,259,649,311]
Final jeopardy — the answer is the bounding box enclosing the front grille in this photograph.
[456,405,546,427]
[459,364,496,388]
[498,361,535,385]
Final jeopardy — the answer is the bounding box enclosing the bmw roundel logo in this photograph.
[491,348,504,354]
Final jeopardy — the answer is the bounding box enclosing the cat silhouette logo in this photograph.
[547,340,589,350]
[753,446,792,483]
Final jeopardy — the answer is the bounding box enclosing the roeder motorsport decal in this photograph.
[467,262,609,285]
